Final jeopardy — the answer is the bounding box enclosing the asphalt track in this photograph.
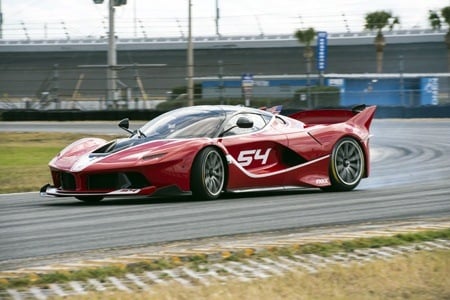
[0,119,449,267]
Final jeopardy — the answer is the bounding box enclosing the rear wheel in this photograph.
[191,147,226,200]
[324,137,365,192]
[75,196,104,203]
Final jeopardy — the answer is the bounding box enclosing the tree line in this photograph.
[295,7,450,74]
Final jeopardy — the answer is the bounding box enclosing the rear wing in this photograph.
[288,105,376,130]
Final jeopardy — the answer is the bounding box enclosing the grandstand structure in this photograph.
[0,28,447,110]
[0,28,444,51]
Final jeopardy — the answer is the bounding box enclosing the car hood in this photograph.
[49,136,210,172]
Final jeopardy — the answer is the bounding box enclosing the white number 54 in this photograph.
[237,148,272,167]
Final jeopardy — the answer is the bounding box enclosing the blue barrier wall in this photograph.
[337,78,420,106]
[202,79,320,99]
[203,76,438,107]
[420,78,439,105]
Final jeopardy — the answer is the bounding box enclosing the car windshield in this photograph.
[138,107,226,139]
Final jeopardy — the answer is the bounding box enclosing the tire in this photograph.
[75,196,104,203]
[324,137,365,192]
[191,147,226,200]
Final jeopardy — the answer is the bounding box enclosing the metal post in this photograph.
[218,60,224,104]
[215,0,220,37]
[0,0,3,39]
[399,55,405,106]
[133,0,137,37]
[306,69,311,108]
[107,0,117,108]
[187,0,194,106]
[133,64,139,109]
[305,48,312,108]
[53,64,59,109]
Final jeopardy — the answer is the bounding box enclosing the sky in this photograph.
[1,0,448,40]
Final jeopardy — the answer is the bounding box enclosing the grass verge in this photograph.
[64,250,450,300]
[0,132,117,193]
[1,228,449,291]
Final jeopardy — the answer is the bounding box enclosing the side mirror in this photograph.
[118,118,134,135]
[236,117,253,128]
[219,116,254,137]
[118,118,129,130]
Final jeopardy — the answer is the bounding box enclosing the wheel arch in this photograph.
[333,134,369,178]
[189,144,229,192]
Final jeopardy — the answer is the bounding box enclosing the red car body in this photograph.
[41,105,376,201]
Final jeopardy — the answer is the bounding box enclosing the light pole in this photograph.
[107,0,117,108]
[215,0,220,37]
[0,0,3,39]
[93,0,126,108]
[187,0,194,106]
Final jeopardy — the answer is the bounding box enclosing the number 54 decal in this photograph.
[237,148,272,167]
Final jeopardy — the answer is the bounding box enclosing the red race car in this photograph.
[41,104,376,202]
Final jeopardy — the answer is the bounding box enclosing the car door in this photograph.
[219,113,289,189]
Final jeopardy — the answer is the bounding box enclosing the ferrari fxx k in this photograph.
[41,104,376,202]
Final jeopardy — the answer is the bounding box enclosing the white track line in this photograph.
[108,276,131,292]
[29,287,47,300]
[88,278,107,291]
[126,273,149,289]
[49,284,68,297]
[182,267,210,285]
[279,256,317,273]
[145,271,167,285]
[7,289,23,300]
[213,263,251,282]
[164,270,191,286]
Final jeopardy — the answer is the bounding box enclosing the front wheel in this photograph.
[191,147,226,200]
[324,137,365,192]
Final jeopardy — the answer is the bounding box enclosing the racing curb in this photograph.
[1,218,449,281]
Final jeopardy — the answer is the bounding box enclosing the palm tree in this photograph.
[440,7,450,72]
[364,11,400,73]
[428,10,441,30]
[294,28,315,107]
